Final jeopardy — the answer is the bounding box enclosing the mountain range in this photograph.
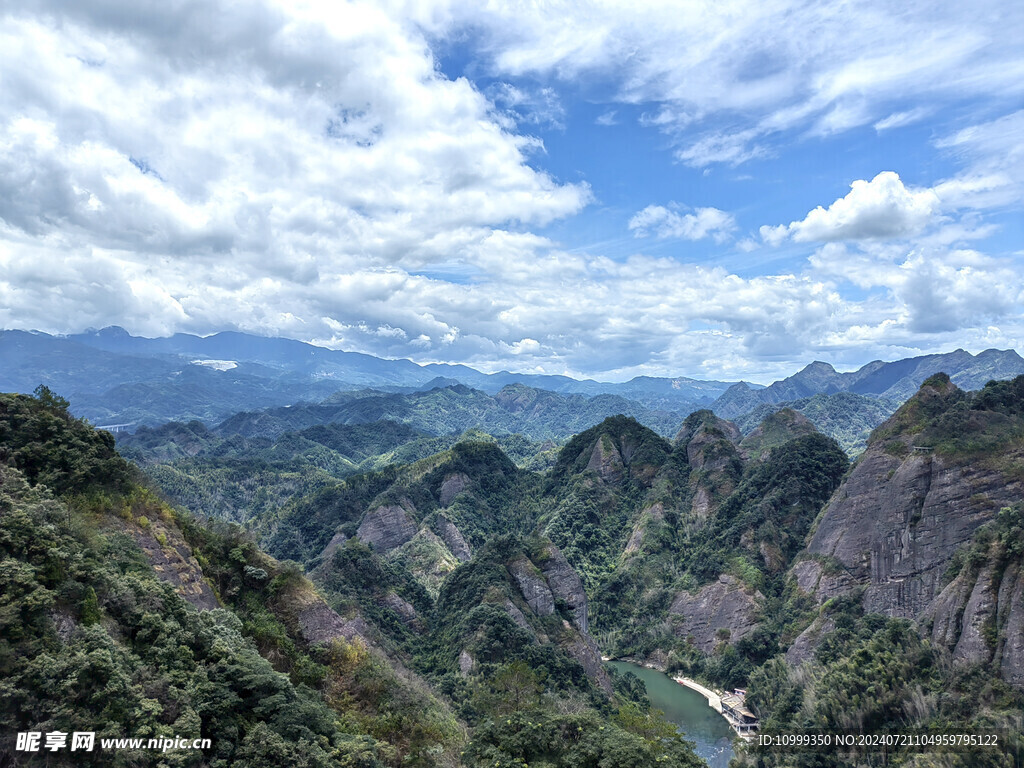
[3,369,1024,767]
[711,348,1024,418]
[5,327,1024,465]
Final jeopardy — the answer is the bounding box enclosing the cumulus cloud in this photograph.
[896,252,1020,333]
[628,205,735,241]
[0,2,590,253]
[1,0,1022,382]
[761,172,939,243]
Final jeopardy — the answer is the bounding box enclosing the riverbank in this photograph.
[603,656,758,740]
[605,660,735,768]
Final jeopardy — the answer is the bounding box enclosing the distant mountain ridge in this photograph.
[64,326,738,403]
[0,327,736,425]
[711,348,1024,419]
[215,382,685,441]
[3,328,1023,443]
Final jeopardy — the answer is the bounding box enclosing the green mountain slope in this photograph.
[734,376,1024,766]
[0,391,706,768]
[0,390,462,767]
[11,373,1024,768]
[734,391,899,456]
[221,383,684,441]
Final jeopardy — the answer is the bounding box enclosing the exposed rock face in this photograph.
[680,418,741,472]
[1001,565,1024,687]
[319,531,349,565]
[439,472,470,507]
[356,502,418,553]
[786,615,836,666]
[436,514,472,562]
[624,503,665,556]
[504,549,611,695]
[564,623,614,696]
[586,435,625,483]
[690,486,714,519]
[50,607,77,643]
[789,379,1024,686]
[382,592,420,629]
[807,449,1020,619]
[297,599,374,646]
[675,411,742,519]
[922,560,1024,685]
[509,557,555,617]
[953,562,998,663]
[393,529,460,599]
[537,544,589,633]
[508,546,589,634]
[669,575,762,653]
[458,649,476,676]
[791,559,856,604]
[921,568,976,649]
[126,523,219,611]
[503,599,532,632]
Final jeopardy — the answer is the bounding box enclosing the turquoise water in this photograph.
[608,661,735,768]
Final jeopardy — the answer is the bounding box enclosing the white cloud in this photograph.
[628,205,735,241]
[895,252,1020,333]
[488,83,566,130]
[763,172,939,243]
[1,0,1022,383]
[874,107,932,132]
[932,111,1024,210]
[793,172,939,242]
[595,110,618,126]
[416,0,1024,166]
[674,128,769,167]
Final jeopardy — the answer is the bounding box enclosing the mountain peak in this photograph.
[739,407,817,461]
[802,360,837,373]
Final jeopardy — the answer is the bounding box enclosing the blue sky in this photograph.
[0,0,1021,382]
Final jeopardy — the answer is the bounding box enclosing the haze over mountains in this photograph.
[3,327,1024,458]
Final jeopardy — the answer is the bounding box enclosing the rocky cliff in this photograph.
[793,375,1024,686]
[506,544,611,694]
[669,574,762,653]
[674,409,743,519]
[356,500,419,552]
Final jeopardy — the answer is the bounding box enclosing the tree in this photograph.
[33,384,70,416]
[485,661,544,716]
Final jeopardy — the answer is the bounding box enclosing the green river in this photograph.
[607,661,735,767]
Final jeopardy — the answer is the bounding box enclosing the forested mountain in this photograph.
[215,382,683,441]
[733,391,900,456]
[0,328,733,426]
[5,368,1024,767]
[5,327,1023,460]
[0,389,704,768]
[741,374,1024,765]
